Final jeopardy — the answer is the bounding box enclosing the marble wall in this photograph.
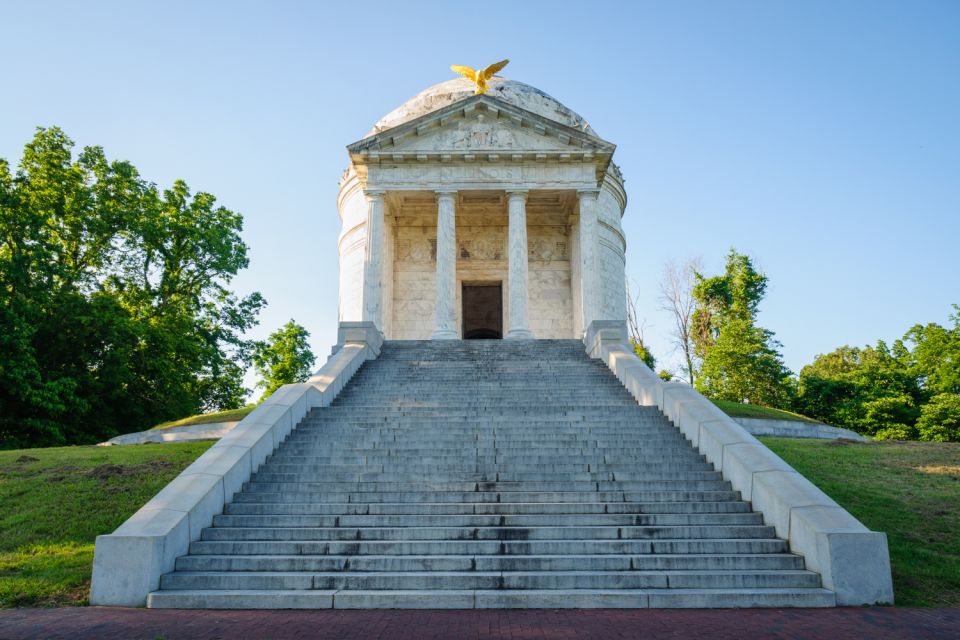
[390,203,573,340]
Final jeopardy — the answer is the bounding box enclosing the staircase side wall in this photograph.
[89,323,383,607]
[583,321,895,606]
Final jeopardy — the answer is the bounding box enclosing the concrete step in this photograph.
[222,503,758,519]
[200,524,776,541]
[255,453,707,466]
[160,569,822,591]
[232,490,743,504]
[242,480,733,493]
[186,539,790,557]
[258,461,714,474]
[175,553,808,573]
[251,470,723,483]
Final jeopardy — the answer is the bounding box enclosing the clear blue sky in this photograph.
[2,0,958,383]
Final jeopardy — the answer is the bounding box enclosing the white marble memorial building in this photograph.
[336,77,628,340]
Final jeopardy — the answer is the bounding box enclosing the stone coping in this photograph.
[734,418,868,441]
[582,321,894,606]
[101,421,242,446]
[90,323,383,607]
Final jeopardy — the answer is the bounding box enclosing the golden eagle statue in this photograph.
[450,59,510,95]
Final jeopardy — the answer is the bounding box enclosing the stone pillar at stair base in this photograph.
[583,319,630,360]
[331,321,384,359]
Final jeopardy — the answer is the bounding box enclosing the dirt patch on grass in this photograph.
[6,459,177,482]
[15,455,39,463]
[87,460,173,480]
[45,465,81,482]
[823,438,871,446]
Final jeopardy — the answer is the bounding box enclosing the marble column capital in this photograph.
[434,189,458,202]
[505,189,529,202]
[363,189,386,201]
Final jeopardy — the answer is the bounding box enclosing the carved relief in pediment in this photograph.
[397,117,573,154]
[447,120,518,150]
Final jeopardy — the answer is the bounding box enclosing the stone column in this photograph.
[432,190,458,339]
[577,188,600,330]
[506,190,534,339]
[361,189,386,329]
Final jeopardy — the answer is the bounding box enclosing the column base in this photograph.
[505,328,535,340]
[431,329,459,340]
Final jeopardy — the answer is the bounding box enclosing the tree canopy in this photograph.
[253,320,316,400]
[0,127,264,448]
[691,249,793,407]
[796,306,960,440]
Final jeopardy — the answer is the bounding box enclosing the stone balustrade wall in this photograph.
[583,320,894,606]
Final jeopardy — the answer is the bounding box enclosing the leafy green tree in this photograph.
[795,341,923,435]
[793,307,960,438]
[903,305,960,397]
[253,320,316,400]
[630,339,656,371]
[691,250,792,407]
[863,395,919,440]
[0,127,263,448]
[696,318,794,406]
[915,394,960,442]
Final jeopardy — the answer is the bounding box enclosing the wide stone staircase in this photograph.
[148,340,834,608]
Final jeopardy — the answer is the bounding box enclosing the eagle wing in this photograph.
[450,65,478,81]
[480,59,510,79]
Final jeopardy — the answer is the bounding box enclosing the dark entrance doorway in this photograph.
[462,283,503,339]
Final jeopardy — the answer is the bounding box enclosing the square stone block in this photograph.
[218,418,275,468]
[697,418,760,469]
[90,508,190,606]
[816,530,894,605]
[722,442,795,501]
[623,376,659,406]
[789,505,867,568]
[751,470,839,539]
[659,383,701,421]
[140,473,225,541]
[182,443,252,503]
[675,402,730,447]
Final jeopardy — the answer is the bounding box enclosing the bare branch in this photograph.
[658,257,702,384]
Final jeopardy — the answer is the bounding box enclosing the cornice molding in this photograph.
[345,94,616,186]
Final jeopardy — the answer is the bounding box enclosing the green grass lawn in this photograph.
[714,399,821,424]
[0,442,214,607]
[761,437,960,607]
[151,406,255,430]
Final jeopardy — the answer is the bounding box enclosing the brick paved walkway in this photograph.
[1,608,959,640]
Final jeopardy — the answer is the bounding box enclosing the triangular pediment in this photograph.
[347,94,615,167]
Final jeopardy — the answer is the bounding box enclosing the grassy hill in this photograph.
[0,442,214,606]
[712,399,821,424]
[2,438,956,607]
[761,438,960,607]
[151,406,255,430]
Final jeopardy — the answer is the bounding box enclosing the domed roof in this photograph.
[367,77,597,137]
